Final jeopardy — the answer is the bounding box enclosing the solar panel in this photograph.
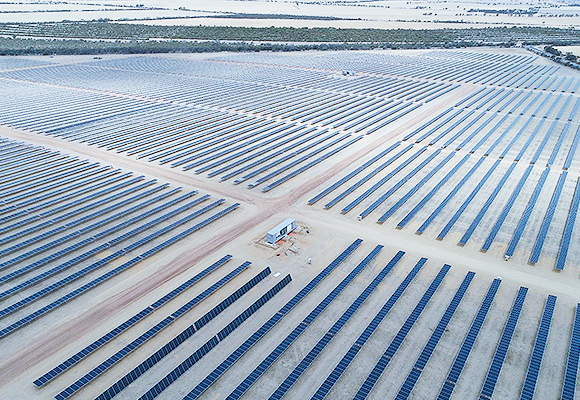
[555,178,580,270]
[519,295,557,400]
[561,304,580,400]
[395,271,475,400]
[437,278,502,400]
[310,258,426,400]
[325,144,415,210]
[479,287,528,399]
[530,171,567,264]
[269,251,404,399]
[0,204,239,340]
[505,169,549,258]
[481,165,533,251]
[458,163,517,246]
[137,275,292,400]
[378,152,459,223]
[34,255,232,387]
[226,245,384,400]
[415,156,485,233]
[56,263,258,399]
[308,142,401,205]
[354,264,450,400]
[182,240,362,400]
[358,149,441,218]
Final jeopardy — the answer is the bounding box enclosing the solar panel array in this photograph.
[0,49,578,400]
[227,245,384,400]
[353,264,450,400]
[396,271,475,400]
[0,137,239,340]
[26,239,552,400]
[0,52,459,193]
[269,250,405,400]
[519,294,557,400]
[308,53,580,270]
[55,263,267,400]
[217,51,565,91]
[4,237,572,399]
[33,255,233,388]
[438,278,502,400]
[479,287,528,400]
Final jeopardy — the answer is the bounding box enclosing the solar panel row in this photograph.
[269,250,405,400]
[519,295,557,400]
[437,278,502,400]
[311,258,426,400]
[182,239,363,400]
[354,264,451,400]
[55,263,264,400]
[138,274,293,400]
[33,255,232,387]
[226,245,384,400]
[479,287,528,400]
[561,304,580,400]
[0,203,239,340]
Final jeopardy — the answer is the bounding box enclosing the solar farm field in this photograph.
[0,48,579,400]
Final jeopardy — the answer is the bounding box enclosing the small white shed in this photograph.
[266,218,296,244]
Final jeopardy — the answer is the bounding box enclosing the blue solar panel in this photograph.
[530,170,567,264]
[481,115,522,157]
[437,278,502,400]
[561,304,580,400]
[454,113,497,151]
[359,149,441,219]
[564,126,580,170]
[249,133,353,190]
[519,295,557,400]
[269,251,405,400]
[441,111,487,149]
[215,127,319,180]
[479,287,528,399]
[505,169,549,258]
[466,88,496,108]
[403,107,454,140]
[415,156,485,233]
[365,103,423,134]
[182,240,362,400]
[325,144,415,210]
[395,271,475,400]
[415,109,464,142]
[354,264,450,400]
[136,275,292,400]
[0,188,182,294]
[310,258,426,400]
[377,152,457,223]
[388,153,470,227]
[438,159,501,240]
[547,123,572,167]
[308,142,401,205]
[55,263,258,400]
[226,245,384,400]
[459,163,517,246]
[0,194,212,316]
[481,165,533,251]
[0,204,239,340]
[262,135,363,192]
[555,178,580,270]
[228,129,328,184]
[427,110,474,145]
